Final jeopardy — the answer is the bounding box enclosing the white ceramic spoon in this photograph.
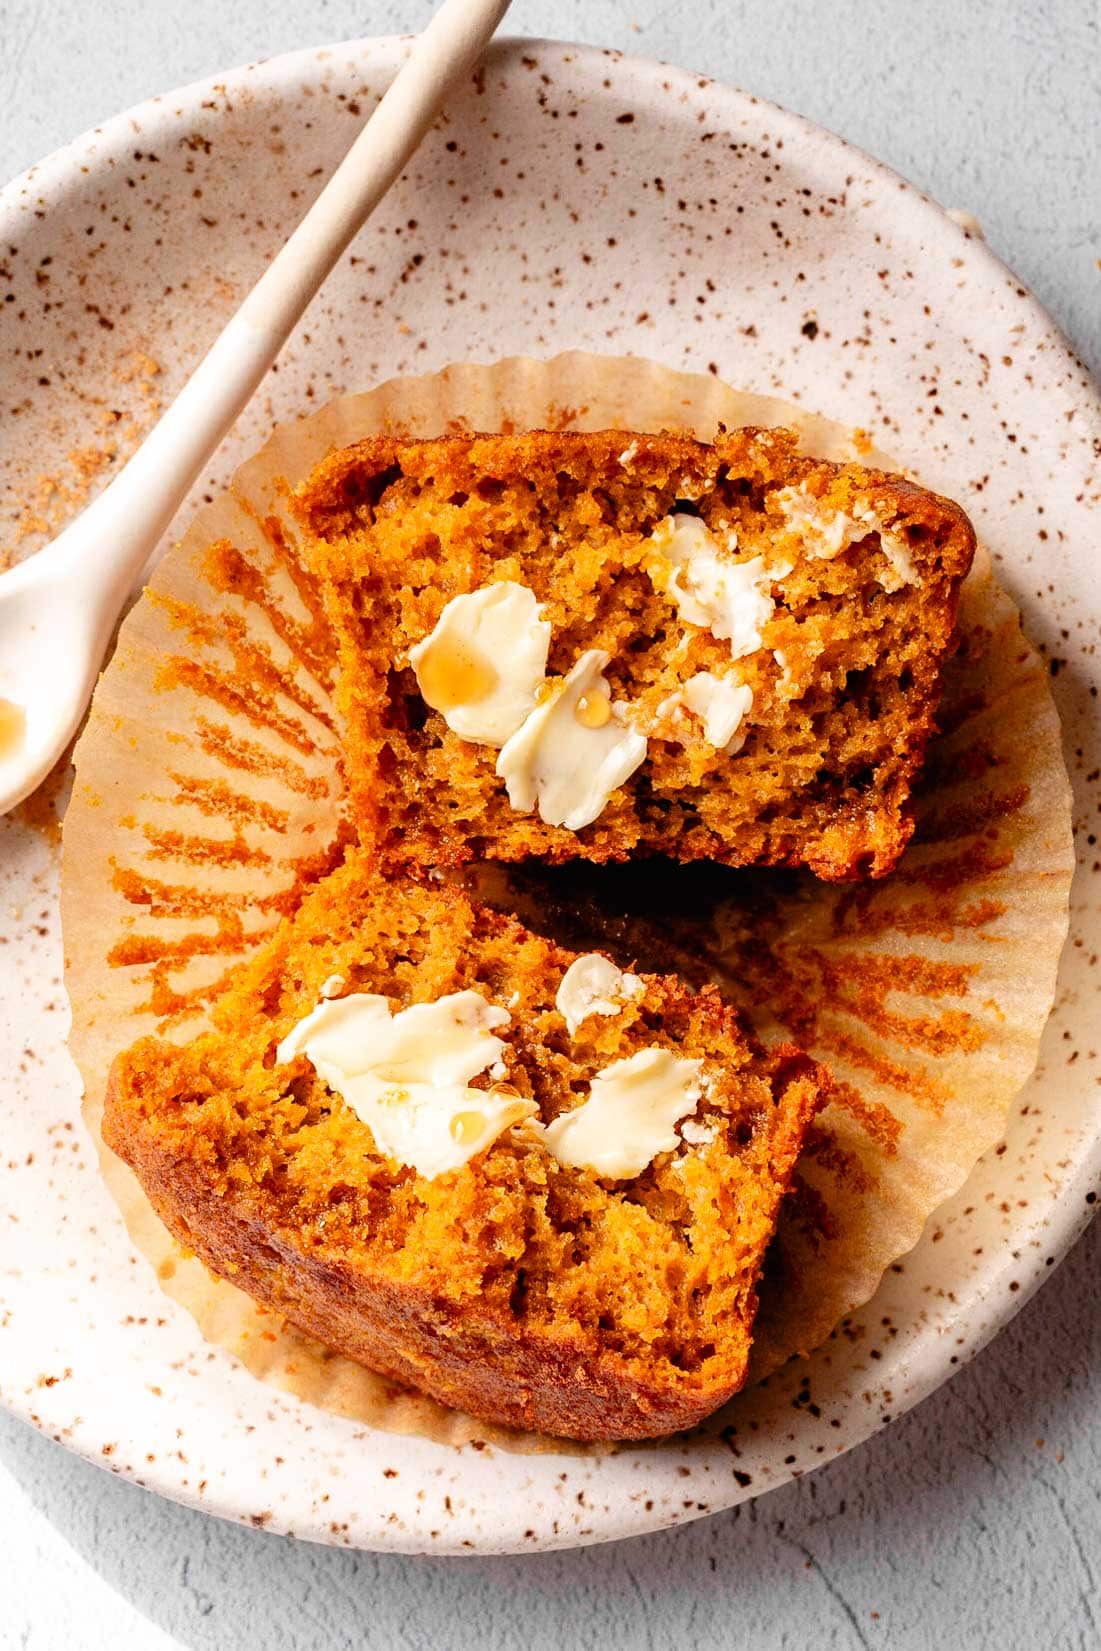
[0,0,511,815]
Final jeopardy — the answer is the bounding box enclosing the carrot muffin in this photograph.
[295,428,975,881]
[103,849,825,1441]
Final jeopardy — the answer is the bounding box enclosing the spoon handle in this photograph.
[47,0,512,606]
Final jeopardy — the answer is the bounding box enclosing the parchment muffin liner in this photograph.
[61,352,1073,1447]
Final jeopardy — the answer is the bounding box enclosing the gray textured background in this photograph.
[2,2,1099,1646]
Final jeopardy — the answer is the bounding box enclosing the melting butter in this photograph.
[672,671,753,752]
[532,1047,705,1179]
[679,1117,719,1147]
[555,953,644,1037]
[773,485,918,590]
[277,989,535,1180]
[409,582,551,746]
[648,514,781,660]
[496,649,648,831]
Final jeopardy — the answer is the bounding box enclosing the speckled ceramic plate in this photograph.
[1,36,1098,1555]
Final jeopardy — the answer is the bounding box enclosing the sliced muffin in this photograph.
[103,849,825,1441]
[295,428,975,880]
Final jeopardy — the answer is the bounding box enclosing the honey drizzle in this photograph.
[415,635,498,713]
[574,688,612,729]
[0,697,25,758]
[449,1111,487,1144]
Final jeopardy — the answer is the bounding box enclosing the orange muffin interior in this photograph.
[295,427,975,881]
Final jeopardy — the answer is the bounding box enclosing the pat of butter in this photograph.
[409,581,551,746]
[532,1046,705,1179]
[680,1117,719,1147]
[681,671,753,752]
[555,953,644,1036]
[277,989,535,1180]
[774,485,918,590]
[496,649,648,831]
[653,671,753,752]
[648,514,780,660]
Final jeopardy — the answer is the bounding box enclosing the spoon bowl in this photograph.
[0,520,121,808]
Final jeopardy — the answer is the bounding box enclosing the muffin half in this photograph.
[104,849,826,1440]
[295,428,975,880]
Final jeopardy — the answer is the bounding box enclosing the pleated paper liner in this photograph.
[61,352,1074,1448]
